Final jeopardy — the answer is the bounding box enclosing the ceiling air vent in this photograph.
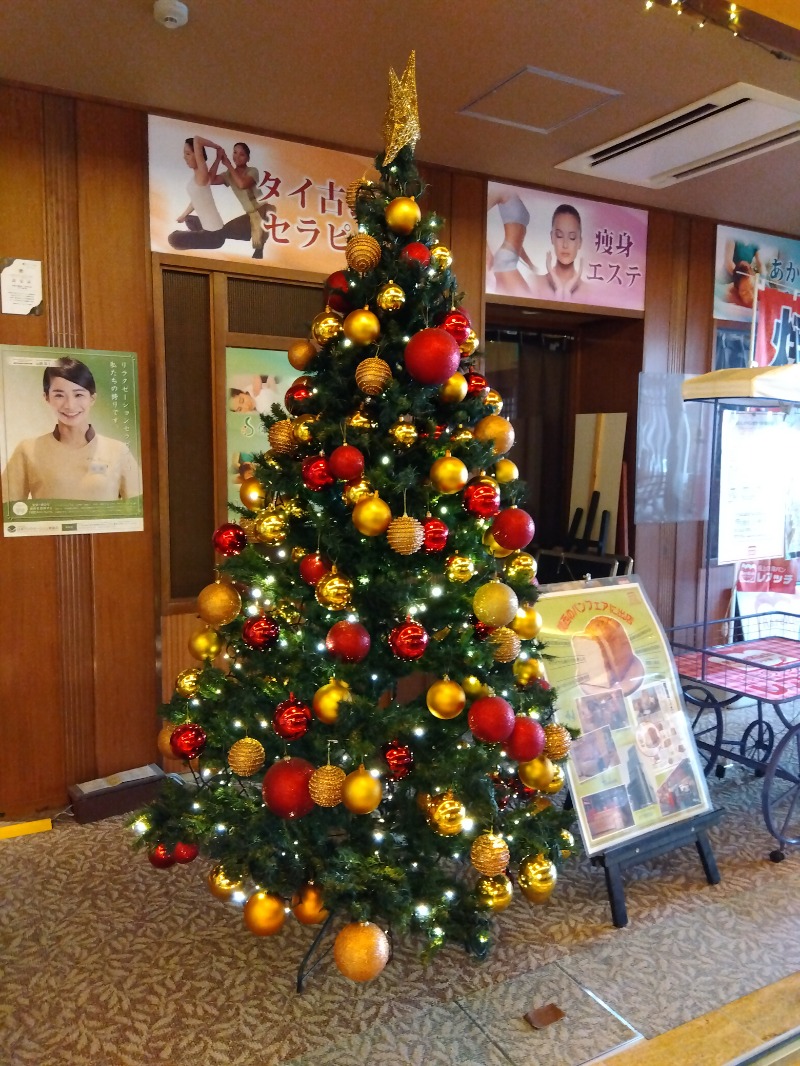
[557,83,800,189]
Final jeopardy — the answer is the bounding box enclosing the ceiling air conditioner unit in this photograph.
[557,83,800,189]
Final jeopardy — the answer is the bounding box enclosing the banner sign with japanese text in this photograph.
[485,182,648,313]
[753,286,800,367]
[534,576,712,856]
[713,224,800,324]
[148,115,376,274]
[0,345,143,537]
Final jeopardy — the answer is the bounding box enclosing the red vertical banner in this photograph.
[754,287,800,367]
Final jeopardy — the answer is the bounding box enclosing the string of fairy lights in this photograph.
[644,0,798,62]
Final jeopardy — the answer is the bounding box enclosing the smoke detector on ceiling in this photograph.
[153,0,188,29]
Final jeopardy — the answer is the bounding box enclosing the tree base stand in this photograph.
[296,913,335,993]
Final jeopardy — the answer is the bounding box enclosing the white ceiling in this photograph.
[2,0,799,236]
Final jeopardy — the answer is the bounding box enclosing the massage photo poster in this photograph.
[0,345,144,537]
[535,576,712,856]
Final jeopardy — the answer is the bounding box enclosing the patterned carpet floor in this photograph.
[2,757,799,1066]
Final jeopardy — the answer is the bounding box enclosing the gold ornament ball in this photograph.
[385,195,421,235]
[427,791,466,836]
[387,515,425,555]
[188,625,222,661]
[333,921,391,982]
[239,517,257,541]
[291,547,308,564]
[315,569,353,610]
[470,832,511,876]
[239,476,265,509]
[430,244,453,270]
[281,496,304,519]
[445,554,476,583]
[346,405,377,431]
[439,372,468,403]
[462,674,491,698]
[309,763,346,807]
[342,765,383,814]
[543,723,572,761]
[490,626,522,663]
[207,865,242,901]
[157,723,179,759]
[389,419,418,449]
[355,356,392,396]
[506,552,537,583]
[426,678,466,720]
[541,764,566,795]
[518,854,558,904]
[474,415,515,456]
[287,338,317,371]
[268,419,297,456]
[560,829,575,858]
[228,737,266,777]
[495,458,519,483]
[518,756,555,791]
[353,493,392,536]
[475,873,513,912]
[175,667,201,699]
[459,328,479,356]
[430,453,468,494]
[450,425,473,443]
[511,604,543,640]
[344,307,381,346]
[484,388,503,413]
[291,882,330,925]
[513,657,545,687]
[254,507,289,545]
[243,890,286,936]
[292,414,317,445]
[311,308,343,345]
[483,528,514,559]
[343,478,372,507]
[274,599,302,625]
[313,678,352,723]
[376,280,405,312]
[345,177,373,214]
[473,580,519,627]
[346,233,382,273]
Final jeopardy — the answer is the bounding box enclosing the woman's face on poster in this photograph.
[45,376,96,429]
[551,211,582,267]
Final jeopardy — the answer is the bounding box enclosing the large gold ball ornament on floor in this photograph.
[426,678,466,719]
[543,723,572,761]
[474,414,515,456]
[470,832,510,876]
[268,419,298,456]
[344,307,381,346]
[175,667,201,699]
[490,626,522,663]
[254,507,289,545]
[445,554,476,583]
[430,244,453,270]
[287,338,317,371]
[495,458,518,484]
[388,419,418,449]
[342,764,383,814]
[188,625,222,661]
[243,890,286,936]
[427,790,466,836]
[517,756,555,790]
[475,873,513,912]
[353,493,392,536]
[157,723,179,758]
[385,195,421,234]
[430,452,468,494]
[506,552,537,584]
[387,514,425,555]
[333,921,391,982]
[439,371,468,403]
[513,657,545,687]
[227,737,266,777]
[355,356,392,396]
[518,854,558,904]
[308,763,346,807]
[511,604,543,640]
[291,882,330,925]
[376,280,405,311]
[239,476,265,509]
[207,865,242,901]
[541,764,566,794]
[312,678,352,723]
[315,569,353,610]
[311,307,343,345]
[346,233,382,273]
[473,579,519,627]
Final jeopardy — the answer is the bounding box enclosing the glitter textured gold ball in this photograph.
[473,580,519,627]
[355,357,392,396]
[474,414,515,455]
[308,763,346,806]
[387,515,425,555]
[227,736,266,777]
[470,832,511,876]
[490,626,522,663]
[333,921,390,982]
[346,233,381,273]
[268,419,298,455]
[543,723,572,761]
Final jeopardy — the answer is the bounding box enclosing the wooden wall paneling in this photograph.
[76,101,159,777]
[449,174,485,341]
[0,86,67,816]
[212,272,229,526]
[417,163,453,250]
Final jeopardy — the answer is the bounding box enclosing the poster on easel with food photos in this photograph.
[535,575,712,856]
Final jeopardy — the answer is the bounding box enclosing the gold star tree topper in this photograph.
[383,51,421,166]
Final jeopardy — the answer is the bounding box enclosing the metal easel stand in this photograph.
[296,912,335,993]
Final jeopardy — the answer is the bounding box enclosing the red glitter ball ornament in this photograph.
[490,507,536,550]
[326,620,371,662]
[299,552,331,586]
[284,378,314,415]
[422,517,449,553]
[388,619,429,660]
[169,722,207,760]
[242,614,280,650]
[382,739,415,780]
[438,309,472,344]
[148,843,176,869]
[324,270,352,314]
[505,716,546,762]
[212,523,248,556]
[468,696,515,744]
[463,476,501,518]
[465,372,488,397]
[302,455,334,492]
[400,241,431,268]
[404,328,461,386]
[173,841,200,864]
[328,444,365,481]
[262,756,315,818]
[273,694,312,740]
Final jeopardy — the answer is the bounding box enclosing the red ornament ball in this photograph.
[242,614,280,650]
[329,444,365,481]
[505,716,547,762]
[299,552,331,586]
[468,696,515,744]
[273,694,312,740]
[382,739,415,780]
[326,620,371,662]
[262,757,315,818]
[400,241,431,268]
[472,619,495,642]
[302,455,334,492]
[465,372,488,397]
[404,328,461,387]
[284,378,314,414]
[438,309,472,344]
[490,507,536,550]
[173,841,200,864]
[463,477,501,518]
[389,619,429,660]
[169,722,207,760]
[148,843,175,869]
[324,270,352,314]
[212,523,248,556]
[422,517,449,553]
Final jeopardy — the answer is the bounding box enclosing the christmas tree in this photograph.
[133,53,575,983]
